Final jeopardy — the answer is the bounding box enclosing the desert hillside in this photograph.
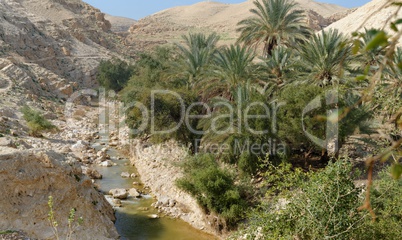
[105,14,137,32]
[125,0,349,51]
[327,0,402,35]
[0,0,129,101]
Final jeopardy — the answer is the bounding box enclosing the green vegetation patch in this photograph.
[20,105,57,137]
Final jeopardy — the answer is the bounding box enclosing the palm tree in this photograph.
[299,29,351,85]
[360,29,386,68]
[198,85,272,174]
[236,0,311,57]
[349,29,386,76]
[169,33,220,89]
[199,44,256,101]
[380,47,402,118]
[257,46,300,97]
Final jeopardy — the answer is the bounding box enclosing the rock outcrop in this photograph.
[0,0,129,100]
[0,148,119,240]
[129,140,214,234]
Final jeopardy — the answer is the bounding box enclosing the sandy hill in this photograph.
[125,0,349,51]
[327,0,402,36]
[105,14,137,32]
[0,0,130,101]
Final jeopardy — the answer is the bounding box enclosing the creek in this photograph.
[91,143,214,240]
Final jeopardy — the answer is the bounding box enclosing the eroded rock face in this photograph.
[129,140,215,234]
[0,0,129,100]
[0,148,119,240]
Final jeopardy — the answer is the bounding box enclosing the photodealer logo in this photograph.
[64,88,288,156]
[302,89,339,154]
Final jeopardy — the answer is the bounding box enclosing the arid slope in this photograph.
[327,0,402,36]
[125,0,349,51]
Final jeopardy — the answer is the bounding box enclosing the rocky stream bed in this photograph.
[0,101,217,239]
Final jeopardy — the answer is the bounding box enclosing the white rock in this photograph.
[120,172,130,178]
[66,132,76,139]
[71,140,88,152]
[128,188,141,198]
[99,160,113,167]
[97,150,106,157]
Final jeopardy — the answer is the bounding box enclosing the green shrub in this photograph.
[261,160,308,198]
[124,87,201,144]
[96,58,134,92]
[355,169,402,240]
[287,160,361,239]
[278,84,373,158]
[241,160,363,239]
[236,161,402,240]
[277,84,325,154]
[48,196,83,240]
[197,86,275,175]
[176,154,247,228]
[21,106,56,137]
[238,152,259,176]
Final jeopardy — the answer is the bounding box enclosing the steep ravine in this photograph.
[93,103,217,239]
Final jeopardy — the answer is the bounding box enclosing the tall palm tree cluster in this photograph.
[120,0,402,167]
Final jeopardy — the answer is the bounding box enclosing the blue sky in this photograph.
[83,0,371,20]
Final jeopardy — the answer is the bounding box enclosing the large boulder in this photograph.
[0,137,16,148]
[109,189,128,199]
[0,149,118,240]
[81,166,102,179]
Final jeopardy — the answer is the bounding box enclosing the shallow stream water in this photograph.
[91,143,214,240]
